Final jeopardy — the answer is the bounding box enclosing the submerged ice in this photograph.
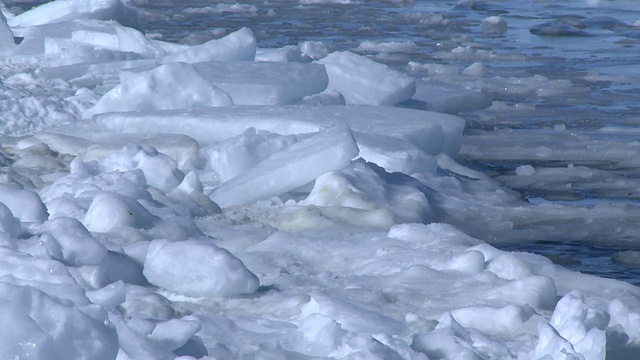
[0,0,639,359]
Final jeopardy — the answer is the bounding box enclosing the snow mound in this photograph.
[318,51,416,105]
[83,62,233,119]
[143,239,260,298]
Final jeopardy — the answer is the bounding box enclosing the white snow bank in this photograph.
[164,27,256,63]
[85,105,465,156]
[8,0,141,31]
[211,123,359,207]
[318,51,416,105]
[143,239,259,297]
[83,62,233,118]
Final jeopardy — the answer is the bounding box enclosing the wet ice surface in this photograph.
[3,0,640,359]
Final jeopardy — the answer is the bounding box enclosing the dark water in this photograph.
[8,0,640,284]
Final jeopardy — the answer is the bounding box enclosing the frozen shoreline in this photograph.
[1,0,640,359]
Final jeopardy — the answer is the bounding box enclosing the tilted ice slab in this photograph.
[85,105,466,156]
[211,123,359,207]
[8,0,141,31]
[318,51,416,106]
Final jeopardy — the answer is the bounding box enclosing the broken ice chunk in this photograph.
[318,50,415,105]
[211,123,359,207]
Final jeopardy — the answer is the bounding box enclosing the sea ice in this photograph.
[8,0,142,31]
[401,79,492,114]
[211,123,359,207]
[318,51,416,105]
[39,216,108,266]
[0,282,118,360]
[0,184,49,225]
[84,192,159,233]
[85,105,465,156]
[83,62,233,118]
[164,27,257,63]
[203,127,298,183]
[2,2,640,359]
[0,11,15,54]
[143,239,260,298]
[190,61,328,105]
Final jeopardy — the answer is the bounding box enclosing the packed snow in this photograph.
[0,0,639,359]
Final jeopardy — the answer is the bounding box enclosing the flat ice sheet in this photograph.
[70,105,465,156]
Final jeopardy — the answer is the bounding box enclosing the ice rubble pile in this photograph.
[0,0,639,359]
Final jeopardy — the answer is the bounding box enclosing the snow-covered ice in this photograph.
[0,0,639,359]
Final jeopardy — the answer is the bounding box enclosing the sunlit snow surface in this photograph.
[1,0,640,359]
